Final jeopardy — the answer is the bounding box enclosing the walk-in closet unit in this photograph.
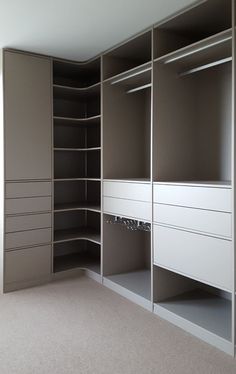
[0,0,235,356]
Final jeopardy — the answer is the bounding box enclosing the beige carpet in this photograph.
[0,276,236,374]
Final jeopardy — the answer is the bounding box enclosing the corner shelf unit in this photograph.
[52,58,102,276]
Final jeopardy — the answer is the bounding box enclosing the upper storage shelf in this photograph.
[103,30,152,80]
[154,0,232,60]
[53,58,101,88]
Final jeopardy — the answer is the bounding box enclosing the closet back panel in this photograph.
[103,84,151,179]
[53,96,100,119]
[54,181,100,206]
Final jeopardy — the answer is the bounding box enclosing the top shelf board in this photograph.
[154,181,232,189]
[104,178,151,185]
[154,28,232,74]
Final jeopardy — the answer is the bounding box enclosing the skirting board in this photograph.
[154,303,234,356]
[103,277,152,311]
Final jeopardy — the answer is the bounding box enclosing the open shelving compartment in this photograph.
[103,214,151,310]
[153,266,232,354]
[153,0,232,60]
[103,60,151,181]
[153,26,232,185]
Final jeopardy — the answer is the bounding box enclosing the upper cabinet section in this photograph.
[103,31,152,80]
[53,58,100,88]
[4,51,52,181]
[153,0,232,60]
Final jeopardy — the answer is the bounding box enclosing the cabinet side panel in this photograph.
[4,51,52,181]
[0,50,4,293]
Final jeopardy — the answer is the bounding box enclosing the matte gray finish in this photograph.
[5,197,51,215]
[4,245,51,284]
[4,51,52,181]
[5,228,52,249]
[5,213,52,233]
[5,182,52,198]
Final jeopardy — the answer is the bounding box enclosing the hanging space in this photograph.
[52,58,102,278]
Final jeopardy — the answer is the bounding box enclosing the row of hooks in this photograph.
[106,216,151,232]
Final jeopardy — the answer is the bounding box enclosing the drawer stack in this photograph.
[153,182,233,291]
[4,181,52,289]
[103,180,151,221]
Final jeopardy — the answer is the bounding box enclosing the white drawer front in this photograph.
[6,213,52,233]
[103,181,151,202]
[5,228,52,249]
[6,196,51,214]
[154,184,231,212]
[154,204,231,238]
[104,196,151,221]
[154,225,232,291]
[5,245,51,284]
[6,181,51,198]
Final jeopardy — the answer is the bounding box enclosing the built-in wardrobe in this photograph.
[0,0,235,356]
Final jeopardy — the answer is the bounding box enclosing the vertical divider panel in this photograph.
[101,55,104,282]
[150,28,154,308]
[51,57,54,275]
[0,50,4,293]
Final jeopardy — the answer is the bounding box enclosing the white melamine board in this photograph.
[6,213,51,233]
[154,204,232,238]
[5,197,51,215]
[154,225,233,291]
[5,182,52,198]
[106,269,151,300]
[103,181,151,202]
[5,228,52,250]
[103,197,151,221]
[154,184,232,212]
[156,289,231,342]
[5,245,51,284]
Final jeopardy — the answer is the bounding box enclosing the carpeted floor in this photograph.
[0,276,236,374]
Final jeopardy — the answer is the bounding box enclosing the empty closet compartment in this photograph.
[54,149,100,179]
[53,86,100,119]
[54,119,100,149]
[53,58,100,88]
[153,0,232,59]
[153,43,232,183]
[103,214,151,305]
[54,180,100,212]
[103,71,151,180]
[153,267,232,347]
[54,210,101,244]
[53,240,100,273]
[103,31,151,80]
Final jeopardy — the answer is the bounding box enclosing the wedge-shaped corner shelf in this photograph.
[54,252,101,274]
[54,228,101,245]
[54,115,101,126]
[155,28,232,76]
[53,82,100,99]
[54,202,101,213]
[54,147,101,152]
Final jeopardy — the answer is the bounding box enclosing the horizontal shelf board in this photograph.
[53,82,100,99]
[153,180,232,189]
[53,115,101,126]
[54,178,101,182]
[54,202,101,213]
[106,269,151,300]
[54,253,100,274]
[104,61,152,85]
[156,289,231,342]
[53,81,100,91]
[54,147,101,152]
[104,178,151,184]
[54,228,101,245]
[154,28,232,65]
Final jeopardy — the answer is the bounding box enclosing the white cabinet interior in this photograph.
[0,0,235,356]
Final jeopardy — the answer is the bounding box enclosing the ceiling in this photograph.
[0,0,201,61]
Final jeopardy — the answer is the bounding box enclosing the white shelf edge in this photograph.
[153,181,232,189]
[54,147,101,152]
[53,82,101,91]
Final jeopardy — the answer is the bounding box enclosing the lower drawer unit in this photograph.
[5,228,52,249]
[154,204,231,238]
[103,181,151,202]
[5,196,51,214]
[103,196,151,221]
[4,245,51,284]
[6,213,51,233]
[154,225,232,291]
[5,181,51,198]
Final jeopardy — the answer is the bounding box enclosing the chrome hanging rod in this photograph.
[178,57,232,77]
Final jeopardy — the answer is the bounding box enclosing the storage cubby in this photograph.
[153,266,232,342]
[103,214,151,301]
[53,240,100,273]
[103,31,151,80]
[54,210,100,244]
[54,180,100,212]
[154,0,232,59]
[54,119,100,149]
[54,149,100,179]
[103,71,151,180]
[53,58,100,88]
[153,48,232,183]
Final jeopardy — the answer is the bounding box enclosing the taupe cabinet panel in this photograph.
[4,51,52,180]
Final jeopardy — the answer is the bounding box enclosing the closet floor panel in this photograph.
[54,252,100,273]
